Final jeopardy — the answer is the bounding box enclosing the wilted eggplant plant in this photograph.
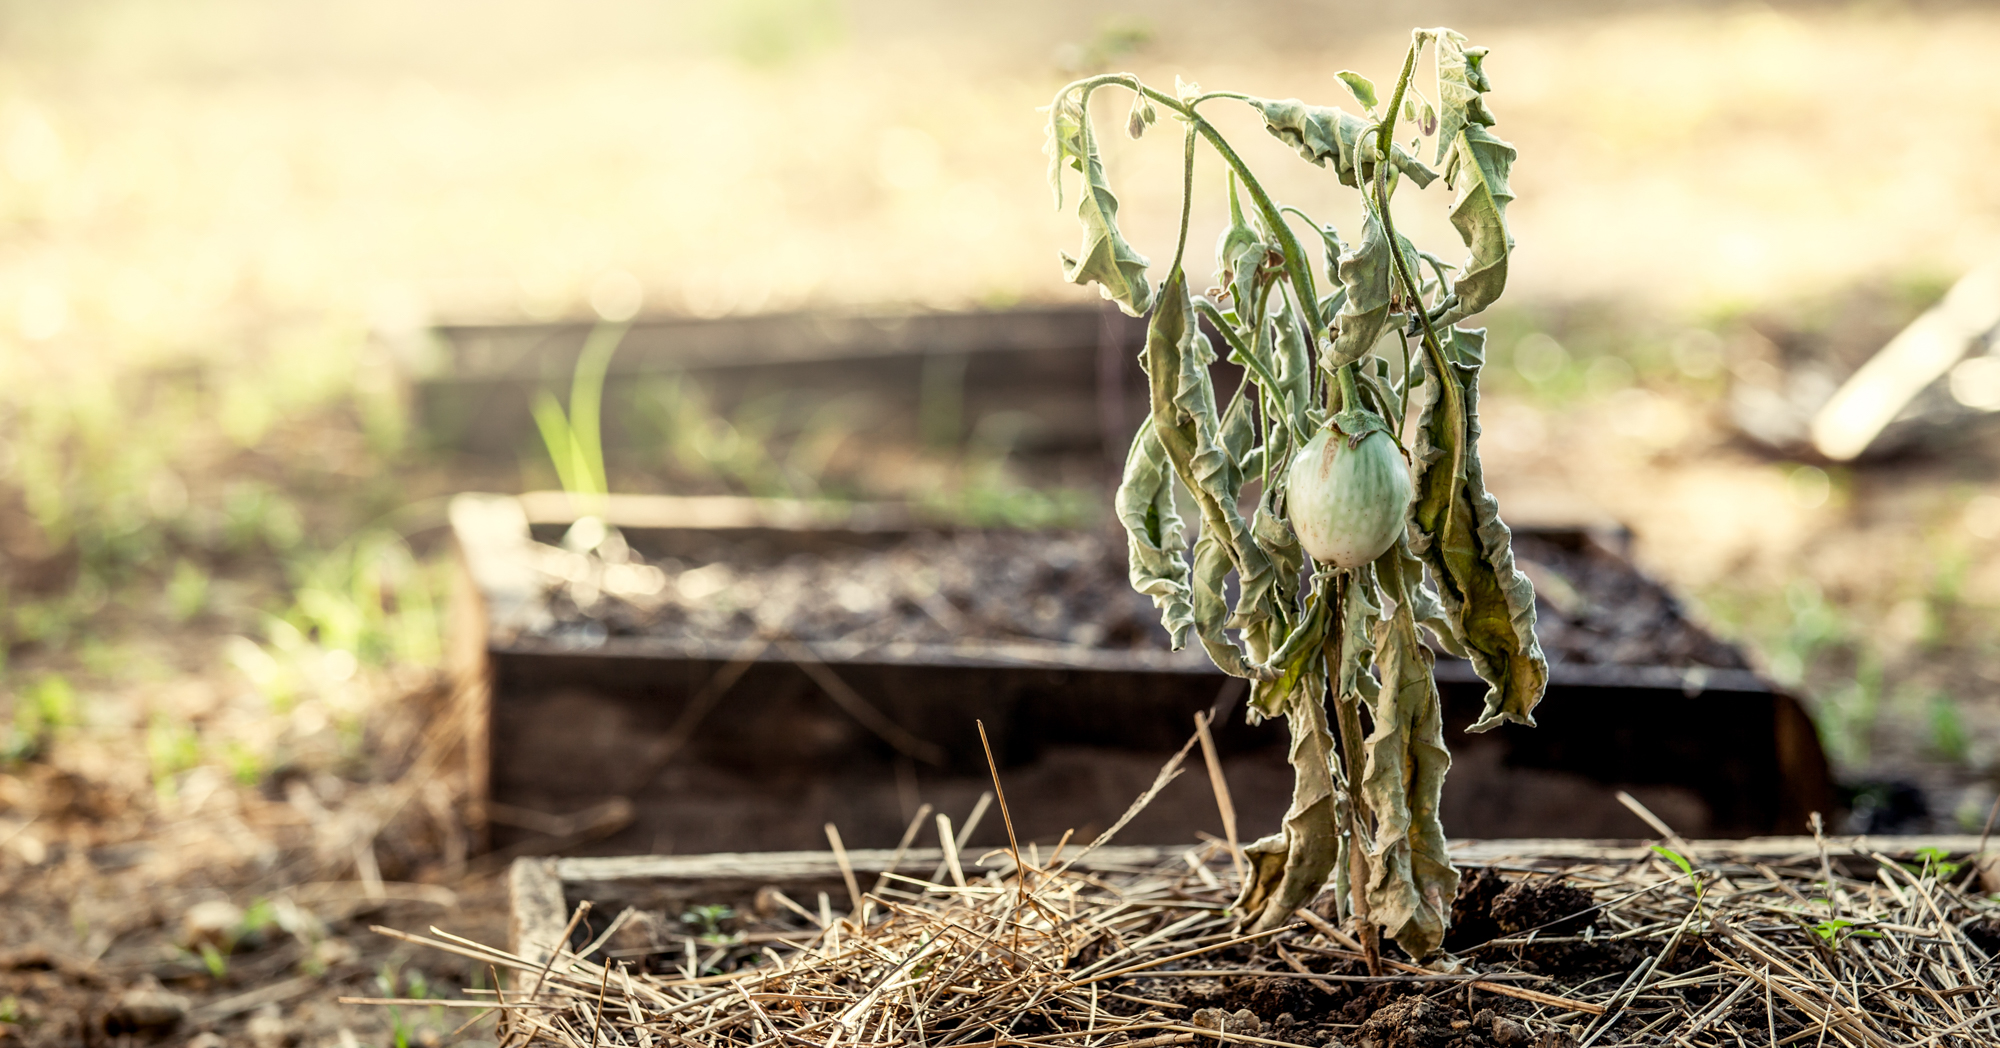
[1044,29,1547,960]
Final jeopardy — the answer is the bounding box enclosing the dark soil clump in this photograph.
[1965,917,2000,957]
[1354,994,1467,1048]
[1477,875,1650,979]
[1445,866,1509,951]
[1168,974,1342,1026]
[1490,877,1596,936]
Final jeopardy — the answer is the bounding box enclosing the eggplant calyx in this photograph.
[1331,408,1390,447]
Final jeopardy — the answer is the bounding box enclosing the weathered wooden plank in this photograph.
[553,845,1183,887]
[431,305,1122,380]
[1445,834,1990,864]
[548,836,1996,890]
[508,856,569,987]
[514,491,916,534]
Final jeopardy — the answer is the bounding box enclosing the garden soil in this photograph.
[532,525,1753,673]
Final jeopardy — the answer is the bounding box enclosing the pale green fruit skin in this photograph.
[1285,426,1414,569]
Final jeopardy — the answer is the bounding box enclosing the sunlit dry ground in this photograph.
[0,1,1993,343]
[2,1,2000,1044]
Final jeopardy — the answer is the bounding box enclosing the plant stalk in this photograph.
[1327,571,1380,974]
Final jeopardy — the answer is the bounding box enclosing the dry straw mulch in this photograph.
[351,816,2000,1048]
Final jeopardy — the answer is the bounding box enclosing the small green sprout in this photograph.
[1810,918,1882,948]
[1653,845,1707,913]
[533,322,626,504]
[197,942,229,979]
[681,904,740,944]
[1651,844,1693,877]
[1907,846,1963,880]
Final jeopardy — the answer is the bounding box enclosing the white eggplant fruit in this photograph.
[1286,424,1413,568]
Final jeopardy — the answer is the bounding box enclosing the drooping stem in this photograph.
[1119,84,1324,336]
[1368,57,1465,510]
[1375,34,1425,170]
[1193,298,1285,402]
[1327,571,1380,974]
[1398,330,1415,423]
[1053,75,1323,336]
[1336,364,1364,422]
[1171,121,1196,275]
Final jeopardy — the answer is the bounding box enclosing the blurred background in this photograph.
[3,0,2000,1042]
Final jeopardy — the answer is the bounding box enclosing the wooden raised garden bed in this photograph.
[445,491,1835,860]
[411,304,1146,470]
[419,835,2000,1048]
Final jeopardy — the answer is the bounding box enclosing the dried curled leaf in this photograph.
[1251,496,1302,605]
[1245,97,1439,190]
[1242,672,1342,933]
[1324,209,1393,370]
[1335,566,1383,709]
[1189,531,1257,677]
[1437,125,1516,326]
[1141,270,1276,679]
[1410,326,1547,732]
[1378,532,1465,659]
[1270,299,1316,440]
[1323,210,1421,371]
[1430,30,1496,168]
[1114,426,1193,648]
[1428,29,1516,326]
[1045,87,1154,317]
[1213,175,1265,310]
[1042,92,1086,209]
[1360,571,1458,959]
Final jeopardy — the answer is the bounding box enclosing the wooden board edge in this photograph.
[508,856,568,988]
[550,836,1999,887]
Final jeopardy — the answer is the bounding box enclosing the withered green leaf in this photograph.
[1360,576,1458,959]
[1336,70,1379,110]
[1410,326,1547,731]
[1325,209,1421,371]
[1142,269,1275,678]
[1437,124,1516,326]
[1246,97,1439,191]
[1430,29,1496,168]
[1042,91,1086,209]
[1242,670,1342,933]
[1114,425,1194,648]
[1428,29,1515,325]
[1270,298,1316,439]
[1048,88,1154,317]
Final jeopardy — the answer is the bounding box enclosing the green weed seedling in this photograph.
[682,904,741,945]
[146,714,202,798]
[1043,27,1546,959]
[167,558,211,622]
[376,960,419,1048]
[533,322,626,506]
[1927,692,1970,764]
[197,941,229,979]
[1,674,77,764]
[1907,845,1963,881]
[1651,845,1707,915]
[1809,917,1881,951]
